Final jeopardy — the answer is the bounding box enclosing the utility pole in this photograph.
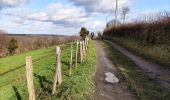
[115,0,118,28]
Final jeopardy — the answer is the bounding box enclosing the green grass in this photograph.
[0,47,54,74]
[0,41,96,100]
[112,37,170,67]
[101,41,170,100]
[52,41,96,100]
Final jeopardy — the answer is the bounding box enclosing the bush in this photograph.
[7,38,18,55]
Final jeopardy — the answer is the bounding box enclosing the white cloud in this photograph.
[83,20,105,33]
[1,2,91,35]
[46,3,87,27]
[68,0,132,15]
[47,3,86,19]
[1,0,133,35]
[4,2,87,28]
[0,0,28,10]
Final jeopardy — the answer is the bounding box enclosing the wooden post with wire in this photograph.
[86,38,89,46]
[85,38,87,51]
[52,46,62,95]
[75,41,79,69]
[80,41,83,63]
[25,56,35,100]
[86,38,88,48]
[69,42,73,76]
[82,41,86,56]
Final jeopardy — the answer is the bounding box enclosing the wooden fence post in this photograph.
[52,46,62,95]
[86,38,89,46]
[75,41,79,69]
[82,41,86,56]
[69,42,73,76]
[84,40,86,53]
[85,38,87,50]
[25,56,35,100]
[80,41,83,63]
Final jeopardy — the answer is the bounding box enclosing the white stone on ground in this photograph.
[105,72,119,83]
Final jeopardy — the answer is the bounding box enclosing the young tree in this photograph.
[122,7,130,25]
[7,38,18,55]
[106,17,109,28]
[79,27,89,40]
[91,32,95,39]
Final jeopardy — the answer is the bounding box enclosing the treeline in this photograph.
[0,31,76,57]
[103,12,170,44]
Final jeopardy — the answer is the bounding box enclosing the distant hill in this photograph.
[7,34,69,37]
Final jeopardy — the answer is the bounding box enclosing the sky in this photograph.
[0,0,170,35]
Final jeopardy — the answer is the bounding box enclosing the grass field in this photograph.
[0,47,54,74]
[112,37,170,67]
[0,41,96,100]
[102,41,170,100]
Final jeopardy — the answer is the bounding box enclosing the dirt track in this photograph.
[94,41,136,100]
[106,40,170,91]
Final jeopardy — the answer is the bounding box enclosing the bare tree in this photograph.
[122,7,130,25]
[106,17,109,28]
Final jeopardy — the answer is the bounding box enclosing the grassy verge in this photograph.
[0,41,96,100]
[101,41,170,100]
[112,37,170,67]
[52,40,96,100]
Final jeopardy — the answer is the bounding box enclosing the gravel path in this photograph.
[106,40,170,91]
[94,41,136,100]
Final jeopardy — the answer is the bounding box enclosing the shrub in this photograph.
[7,38,19,55]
